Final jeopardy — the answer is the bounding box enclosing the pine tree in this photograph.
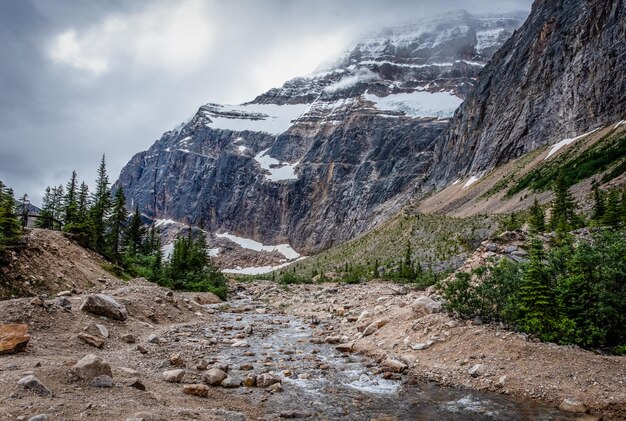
[19,193,30,228]
[90,155,111,253]
[36,187,54,229]
[402,241,415,279]
[77,182,90,221]
[51,185,64,230]
[0,181,22,252]
[591,180,605,223]
[108,188,127,259]
[63,170,79,227]
[518,237,553,337]
[602,189,621,228]
[528,198,545,234]
[551,171,577,231]
[125,205,145,256]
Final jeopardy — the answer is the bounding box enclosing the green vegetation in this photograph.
[507,132,626,197]
[0,181,23,257]
[34,155,226,299]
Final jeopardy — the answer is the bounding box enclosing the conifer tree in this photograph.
[528,198,545,234]
[63,170,79,227]
[550,171,577,231]
[602,189,621,228]
[90,155,111,253]
[19,193,30,228]
[0,182,22,252]
[108,188,127,259]
[125,205,145,256]
[591,180,605,223]
[36,187,54,229]
[77,182,90,221]
[518,237,553,337]
[150,235,164,283]
[51,185,64,230]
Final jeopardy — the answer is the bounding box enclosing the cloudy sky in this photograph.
[0,0,532,205]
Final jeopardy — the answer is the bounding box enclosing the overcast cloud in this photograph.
[0,0,532,205]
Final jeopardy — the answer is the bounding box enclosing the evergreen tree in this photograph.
[18,193,30,228]
[150,235,164,283]
[65,181,93,246]
[401,241,415,279]
[90,155,111,253]
[125,205,145,256]
[621,187,626,225]
[591,180,605,223]
[551,171,577,231]
[36,187,54,229]
[528,198,545,234]
[602,189,621,228]
[63,170,79,226]
[518,237,554,338]
[108,188,127,259]
[77,182,90,220]
[50,185,64,230]
[0,181,22,252]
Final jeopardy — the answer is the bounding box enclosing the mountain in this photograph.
[114,11,526,263]
[426,0,626,190]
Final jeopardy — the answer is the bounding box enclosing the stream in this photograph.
[203,290,580,420]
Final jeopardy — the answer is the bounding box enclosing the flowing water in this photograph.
[204,292,579,420]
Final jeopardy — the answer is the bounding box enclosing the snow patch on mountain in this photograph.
[545,128,601,160]
[254,149,299,181]
[202,103,310,135]
[462,176,480,189]
[215,232,301,260]
[324,68,379,93]
[222,257,307,275]
[364,91,463,118]
[476,28,508,52]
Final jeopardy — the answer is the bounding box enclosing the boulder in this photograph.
[90,375,113,388]
[84,323,109,338]
[54,296,72,310]
[0,324,30,355]
[203,368,227,386]
[162,369,185,383]
[71,354,113,380]
[77,333,105,349]
[468,364,485,378]
[256,373,281,388]
[183,384,209,398]
[335,343,354,353]
[221,377,241,388]
[243,374,256,387]
[381,358,407,373]
[80,294,128,321]
[411,296,442,317]
[18,375,51,395]
[558,398,588,413]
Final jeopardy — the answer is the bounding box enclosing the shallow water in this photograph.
[206,292,578,420]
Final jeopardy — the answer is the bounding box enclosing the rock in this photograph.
[27,415,49,421]
[221,377,241,388]
[468,364,485,378]
[558,398,588,413]
[0,324,30,355]
[381,358,407,373]
[77,333,105,349]
[169,353,185,367]
[85,323,109,338]
[411,340,435,350]
[56,290,72,297]
[18,375,51,395]
[496,375,507,388]
[473,316,483,325]
[325,336,341,344]
[363,318,389,336]
[243,374,256,387]
[121,334,136,343]
[30,297,45,306]
[118,367,140,376]
[71,354,113,380]
[231,340,249,348]
[400,354,417,366]
[126,377,146,391]
[243,324,253,335]
[203,368,227,386]
[127,413,162,421]
[80,294,128,321]
[267,382,283,392]
[411,296,442,317]
[147,334,159,344]
[256,373,281,388]
[239,364,254,371]
[335,343,354,353]
[136,345,148,354]
[356,310,370,323]
[183,384,209,398]
[445,320,459,328]
[54,296,72,310]
[162,369,185,383]
[90,375,113,388]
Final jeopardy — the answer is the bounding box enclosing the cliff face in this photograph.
[115,12,525,254]
[427,0,626,190]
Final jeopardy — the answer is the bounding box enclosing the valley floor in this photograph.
[0,279,623,420]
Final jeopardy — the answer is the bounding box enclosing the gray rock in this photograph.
[220,377,241,388]
[147,334,159,344]
[71,354,113,380]
[411,296,442,317]
[256,373,281,388]
[558,398,588,413]
[90,375,113,388]
[161,369,185,383]
[18,375,51,395]
[121,333,136,343]
[54,296,72,310]
[80,294,128,321]
[203,368,227,386]
[468,364,485,377]
[27,415,49,421]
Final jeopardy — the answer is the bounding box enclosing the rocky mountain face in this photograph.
[114,11,525,257]
[426,0,626,190]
